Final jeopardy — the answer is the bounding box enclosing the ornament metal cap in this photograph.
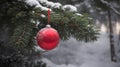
[46,24,51,28]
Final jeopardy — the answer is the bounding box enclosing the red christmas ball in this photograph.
[36,25,60,50]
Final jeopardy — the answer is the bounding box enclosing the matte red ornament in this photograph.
[36,25,60,50]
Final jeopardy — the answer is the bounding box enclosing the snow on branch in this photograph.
[26,0,49,11]
[62,5,77,12]
[100,0,120,15]
[25,0,40,6]
[26,0,78,12]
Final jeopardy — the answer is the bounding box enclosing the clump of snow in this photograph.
[41,6,50,11]
[45,1,62,8]
[35,20,40,27]
[26,0,61,11]
[53,3,62,8]
[62,5,77,12]
[38,0,48,3]
[38,0,62,8]
[26,0,50,11]
[26,0,77,12]
[76,13,83,16]
[46,1,55,7]
[41,14,46,18]
[25,0,40,6]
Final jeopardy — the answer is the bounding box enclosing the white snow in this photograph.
[41,25,120,67]
[38,0,48,3]
[41,14,46,18]
[45,1,62,8]
[62,5,77,12]
[26,0,62,10]
[25,0,40,6]
[46,1,55,7]
[26,0,77,12]
[76,13,83,16]
[53,3,62,8]
[26,0,50,11]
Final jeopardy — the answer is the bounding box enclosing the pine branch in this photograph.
[10,22,35,53]
[15,24,26,45]
[36,8,98,41]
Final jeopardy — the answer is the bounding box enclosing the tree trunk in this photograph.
[107,10,117,62]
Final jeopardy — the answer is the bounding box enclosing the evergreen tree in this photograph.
[0,0,98,67]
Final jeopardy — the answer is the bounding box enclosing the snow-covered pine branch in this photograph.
[26,0,78,12]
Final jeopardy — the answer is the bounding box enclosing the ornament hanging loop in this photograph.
[48,9,51,24]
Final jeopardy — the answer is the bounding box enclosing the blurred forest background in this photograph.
[49,0,120,62]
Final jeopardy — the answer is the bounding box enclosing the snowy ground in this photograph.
[40,25,120,67]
